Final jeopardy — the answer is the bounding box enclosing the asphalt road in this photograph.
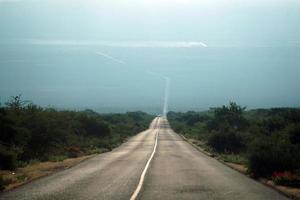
[0,117,290,200]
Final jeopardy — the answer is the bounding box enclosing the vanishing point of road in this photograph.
[0,117,290,200]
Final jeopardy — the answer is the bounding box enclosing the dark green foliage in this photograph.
[0,96,153,169]
[167,111,211,137]
[262,116,286,134]
[168,111,210,127]
[0,176,5,191]
[77,114,111,137]
[248,138,299,177]
[287,124,300,145]
[0,108,17,145]
[0,146,17,170]
[208,131,245,153]
[207,102,248,131]
[272,172,300,187]
[168,102,300,178]
[67,145,82,158]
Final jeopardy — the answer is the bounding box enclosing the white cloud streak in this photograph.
[6,39,208,48]
[95,52,126,64]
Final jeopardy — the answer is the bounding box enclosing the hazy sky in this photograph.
[0,0,300,112]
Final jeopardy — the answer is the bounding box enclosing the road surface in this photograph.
[0,117,290,200]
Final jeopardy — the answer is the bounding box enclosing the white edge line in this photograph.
[130,118,160,200]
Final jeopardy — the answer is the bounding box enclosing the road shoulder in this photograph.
[179,134,300,200]
[0,155,94,192]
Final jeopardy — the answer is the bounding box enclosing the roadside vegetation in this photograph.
[0,95,153,190]
[168,102,300,187]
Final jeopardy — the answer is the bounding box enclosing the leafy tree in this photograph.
[207,102,248,131]
[5,95,29,111]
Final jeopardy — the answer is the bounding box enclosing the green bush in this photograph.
[287,124,300,145]
[0,175,14,191]
[263,116,286,134]
[67,146,82,158]
[0,147,17,170]
[248,138,299,177]
[272,172,300,187]
[0,108,17,145]
[0,95,153,169]
[168,104,300,179]
[0,176,6,191]
[48,155,68,162]
[208,131,245,153]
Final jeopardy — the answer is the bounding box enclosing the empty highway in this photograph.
[0,117,289,200]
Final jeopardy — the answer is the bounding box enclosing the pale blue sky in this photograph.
[0,0,300,112]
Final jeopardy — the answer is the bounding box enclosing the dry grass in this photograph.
[261,179,300,200]
[0,155,93,191]
[225,162,248,174]
[274,184,300,200]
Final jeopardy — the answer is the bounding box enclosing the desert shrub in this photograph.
[1,96,153,169]
[248,138,299,177]
[287,124,300,145]
[0,147,17,170]
[272,172,300,187]
[172,122,185,133]
[0,108,17,145]
[0,176,5,191]
[78,114,111,137]
[208,131,245,153]
[168,105,300,179]
[262,116,286,134]
[67,145,82,158]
